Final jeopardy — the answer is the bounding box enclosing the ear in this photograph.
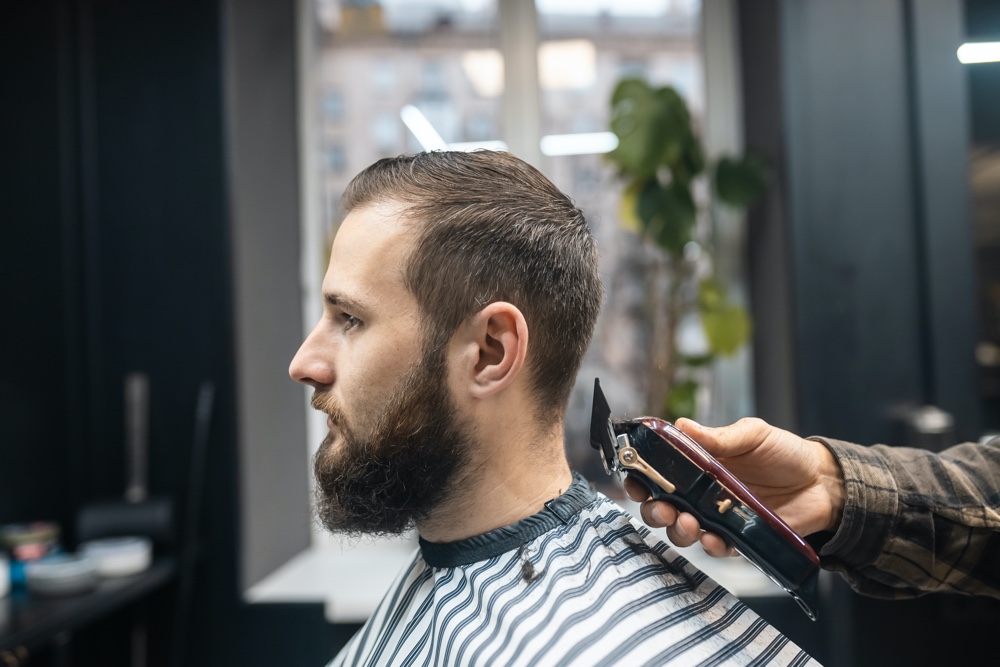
[457,302,528,399]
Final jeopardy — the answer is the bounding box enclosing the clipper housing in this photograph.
[590,378,820,620]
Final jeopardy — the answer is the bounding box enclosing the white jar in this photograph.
[0,554,10,598]
[78,537,152,577]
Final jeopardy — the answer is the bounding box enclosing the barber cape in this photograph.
[330,473,819,666]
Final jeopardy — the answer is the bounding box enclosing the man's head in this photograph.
[290,151,604,536]
[342,150,603,419]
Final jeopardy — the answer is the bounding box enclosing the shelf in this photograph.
[0,557,176,653]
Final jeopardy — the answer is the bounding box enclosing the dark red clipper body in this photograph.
[590,379,820,620]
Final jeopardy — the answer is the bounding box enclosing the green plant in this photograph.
[606,78,768,420]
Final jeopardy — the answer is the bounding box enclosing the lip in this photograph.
[326,415,335,430]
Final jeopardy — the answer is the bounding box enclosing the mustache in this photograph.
[311,390,347,426]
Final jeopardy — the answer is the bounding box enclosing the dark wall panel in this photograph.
[910,0,980,440]
[1,1,333,665]
[966,0,1000,144]
[741,0,799,432]
[748,0,981,444]
[780,0,926,443]
[0,2,79,529]
[741,1,988,665]
[83,0,234,504]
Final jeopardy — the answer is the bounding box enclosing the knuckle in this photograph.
[737,416,765,431]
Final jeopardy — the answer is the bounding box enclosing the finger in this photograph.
[623,475,650,502]
[700,532,738,558]
[665,512,702,548]
[639,500,678,528]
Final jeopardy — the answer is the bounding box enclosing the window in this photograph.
[420,60,448,96]
[325,142,346,173]
[322,88,345,123]
[372,59,396,94]
[371,111,399,153]
[466,111,496,141]
[251,0,759,616]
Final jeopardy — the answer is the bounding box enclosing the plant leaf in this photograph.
[636,179,662,235]
[652,86,692,169]
[679,353,715,368]
[618,181,643,234]
[699,279,751,356]
[652,182,696,255]
[702,305,751,356]
[608,79,692,179]
[666,380,699,421]
[715,153,770,208]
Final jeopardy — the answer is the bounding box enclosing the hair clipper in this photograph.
[590,379,820,620]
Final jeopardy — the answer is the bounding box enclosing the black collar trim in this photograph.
[418,472,597,568]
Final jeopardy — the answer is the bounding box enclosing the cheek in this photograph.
[340,342,411,411]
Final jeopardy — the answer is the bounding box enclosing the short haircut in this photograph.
[341,150,604,419]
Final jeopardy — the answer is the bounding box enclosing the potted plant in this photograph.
[606,78,768,420]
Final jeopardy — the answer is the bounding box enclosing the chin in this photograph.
[318,429,344,458]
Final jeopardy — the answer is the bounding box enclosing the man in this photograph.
[290,151,817,666]
[628,418,1000,599]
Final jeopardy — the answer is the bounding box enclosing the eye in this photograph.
[339,312,363,331]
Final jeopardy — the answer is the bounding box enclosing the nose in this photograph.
[289,324,334,389]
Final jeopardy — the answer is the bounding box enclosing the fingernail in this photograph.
[674,521,688,538]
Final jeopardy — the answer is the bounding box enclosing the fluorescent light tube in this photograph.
[957,42,1000,64]
[400,105,447,151]
[540,132,619,156]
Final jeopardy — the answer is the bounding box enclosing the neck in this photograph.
[416,418,573,543]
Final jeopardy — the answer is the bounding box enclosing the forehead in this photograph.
[324,201,417,308]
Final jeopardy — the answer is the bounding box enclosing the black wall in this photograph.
[967,0,1000,426]
[967,0,1000,145]
[1,1,333,665]
[739,1,997,665]
[2,0,82,535]
[744,0,981,447]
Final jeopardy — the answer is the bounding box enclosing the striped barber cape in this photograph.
[329,473,819,667]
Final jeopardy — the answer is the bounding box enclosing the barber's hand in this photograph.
[624,417,845,558]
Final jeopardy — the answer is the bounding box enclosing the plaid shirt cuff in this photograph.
[805,437,1000,599]
[808,437,899,574]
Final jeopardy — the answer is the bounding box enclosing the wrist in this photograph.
[812,439,845,533]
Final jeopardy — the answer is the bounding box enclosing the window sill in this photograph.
[244,532,417,623]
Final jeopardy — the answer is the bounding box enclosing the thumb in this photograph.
[674,418,724,455]
[675,418,759,458]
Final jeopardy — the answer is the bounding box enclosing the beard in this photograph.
[310,345,476,537]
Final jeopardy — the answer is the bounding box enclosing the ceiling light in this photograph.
[403,107,618,157]
[400,105,447,151]
[540,132,618,156]
[957,42,1000,64]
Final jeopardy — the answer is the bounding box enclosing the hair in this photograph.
[341,150,604,419]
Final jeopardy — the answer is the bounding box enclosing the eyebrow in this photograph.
[323,293,367,313]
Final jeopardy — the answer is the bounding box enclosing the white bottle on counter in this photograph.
[0,554,9,598]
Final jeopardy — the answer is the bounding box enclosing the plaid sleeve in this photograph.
[809,436,1000,599]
